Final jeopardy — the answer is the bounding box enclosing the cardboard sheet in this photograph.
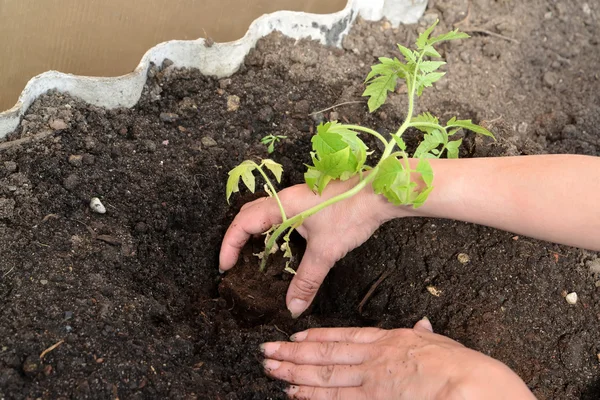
[0,0,345,110]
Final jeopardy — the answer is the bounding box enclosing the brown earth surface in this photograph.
[1,0,599,398]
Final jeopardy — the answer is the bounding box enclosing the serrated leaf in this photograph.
[419,61,446,73]
[363,74,398,112]
[226,160,257,202]
[414,131,443,158]
[417,20,439,49]
[304,167,332,195]
[372,157,411,205]
[448,127,462,136]
[412,112,440,134]
[363,57,411,112]
[422,45,441,58]
[262,159,283,183]
[446,139,463,159]
[313,147,353,178]
[411,186,434,208]
[416,72,446,96]
[446,118,495,138]
[392,134,407,151]
[397,44,416,63]
[416,158,434,186]
[428,30,470,46]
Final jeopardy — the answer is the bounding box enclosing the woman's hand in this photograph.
[261,319,535,400]
[219,177,399,318]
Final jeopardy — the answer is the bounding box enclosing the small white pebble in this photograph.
[40,280,48,285]
[90,197,106,214]
[457,253,470,264]
[565,292,578,305]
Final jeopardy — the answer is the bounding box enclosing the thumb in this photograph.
[413,317,434,333]
[286,242,335,319]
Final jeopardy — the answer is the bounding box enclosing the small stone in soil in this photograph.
[457,253,470,264]
[227,95,240,112]
[49,119,68,131]
[142,140,157,153]
[68,155,83,167]
[40,280,48,285]
[90,197,106,214]
[201,136,218,148]
[4,161,18,172]
[63,174,79,190]
[159,112,179,122]
[22,355,40,376]
[565,292,578,305]
[219,78,232,89]
[543,71,560,88]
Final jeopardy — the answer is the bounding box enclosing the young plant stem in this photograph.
[259,170,379,271]
[254,163,288,222]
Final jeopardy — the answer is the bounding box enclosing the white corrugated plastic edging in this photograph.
[0,0,427,139]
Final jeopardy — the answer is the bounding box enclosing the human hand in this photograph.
[219,177,398,318]
[260,319,535,399]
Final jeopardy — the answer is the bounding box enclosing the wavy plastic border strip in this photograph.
[0,0,426,139]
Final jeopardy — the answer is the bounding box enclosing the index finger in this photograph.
[219,197,283,271]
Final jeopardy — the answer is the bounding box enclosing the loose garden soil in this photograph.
[1,0,600,398]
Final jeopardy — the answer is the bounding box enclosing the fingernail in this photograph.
[422,316,429,321]
[260,342,280,357]
[289,331,307,342]
[263,359,281,372]
[285,385,299,395]
[218,267,225,274]
[288,298,307,319]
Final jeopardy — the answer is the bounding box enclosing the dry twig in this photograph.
[358,269,393,314]
[40,340,64,360]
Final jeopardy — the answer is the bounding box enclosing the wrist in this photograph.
[444,351,534,400]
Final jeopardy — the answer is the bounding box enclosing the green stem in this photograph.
[343,125,389,147]
[254,163,287,222]
[259,169,379,271]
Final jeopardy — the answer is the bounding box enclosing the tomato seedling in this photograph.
[261,134,287,154]
[226,21,494,272]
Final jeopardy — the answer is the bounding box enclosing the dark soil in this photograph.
[1,0,600,398]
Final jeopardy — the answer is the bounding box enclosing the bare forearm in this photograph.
[391,155,600,251]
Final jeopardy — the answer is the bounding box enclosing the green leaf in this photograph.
[226,160,257,202]
[326,123,369,168]
[363,57,412,112]
[412,112,440,133]
[417,20,439,49]
[267,143,274,154]
[305,122,370,193]
[414,131,443,158]
[411,186,434,208]
[419,61,446,73]
[392,134,407,151]
[422,45,441,58]
[446,139,463,159]
[312,147,353,179]
[262,159,283,183]
[416,72,446,96]
[397,44,416,63]
[428,30,470,46]
[372,157,411,205]
[304,167,333,195]
[416,158,434,186]
[446,118,495,138]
